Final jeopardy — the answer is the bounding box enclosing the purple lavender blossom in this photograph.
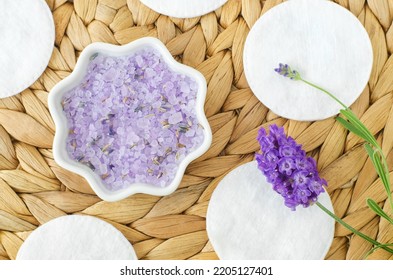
[256,124,327,210]
[62,48,205,191]
[274,63,301,80]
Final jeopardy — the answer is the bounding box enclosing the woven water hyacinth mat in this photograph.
[1,0,393,260]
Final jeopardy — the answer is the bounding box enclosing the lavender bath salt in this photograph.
[62,48,205,191]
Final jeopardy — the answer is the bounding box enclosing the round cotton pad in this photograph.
[139,0,228,18]
[243,0,373,121]
[16,215,137,260]
[206,161,335,260]
[0,0,54,98]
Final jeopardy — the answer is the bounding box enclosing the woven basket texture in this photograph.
[1,0,393,260]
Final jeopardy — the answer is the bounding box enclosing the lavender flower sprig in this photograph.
[257,125,393,255]
[274,63,393,256]
[256,124,326,210]
[275,63,393,214]
[275,63,348,109]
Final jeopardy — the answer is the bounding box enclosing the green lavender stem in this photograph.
[300,79,348,110]
[275,64,393,255]
[316,202,393,255]
[300,78,393,212]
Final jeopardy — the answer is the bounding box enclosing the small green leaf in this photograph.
[336,116,369,141]
[340,109,378,147]
[367,199,393,225]
[363,147,392,208]
[366,146,383,178]
[372,150,391,196]
[364,143,375,160]
[363,145,389,194]
[364,243,393,259]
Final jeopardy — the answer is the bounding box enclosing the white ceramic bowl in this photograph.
[49,37,212,201]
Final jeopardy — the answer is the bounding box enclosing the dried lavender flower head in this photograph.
[274,63,301,80]
[256,124,326,210]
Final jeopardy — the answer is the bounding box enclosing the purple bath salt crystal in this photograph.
[168,112,183,124]
[103,67,117,82]
[62,48,205,191]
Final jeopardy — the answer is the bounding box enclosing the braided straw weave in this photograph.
[0,0,393,260]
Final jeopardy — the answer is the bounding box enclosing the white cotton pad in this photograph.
[206,161,335,260]
[0,0,54,98]
[243,0,373,121]
[16,215,137,260]
[139,0,228,18]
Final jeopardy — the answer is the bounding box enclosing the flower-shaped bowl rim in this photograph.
[48,37,212,202]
